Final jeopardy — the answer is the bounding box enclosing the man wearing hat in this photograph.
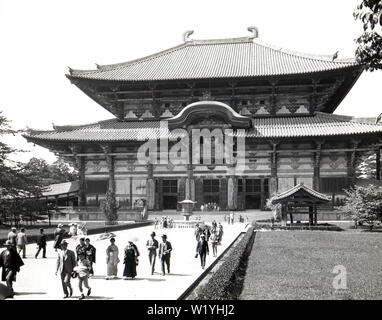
[146,232,159,275]
[55,240,76,298]
[0,240,24,291]
[35,228,47,259]
[158,234,172,276]
[7,227,17,249]
[196,233,209,269]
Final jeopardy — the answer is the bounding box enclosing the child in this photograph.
[73,258,92,299]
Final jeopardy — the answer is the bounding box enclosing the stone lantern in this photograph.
[178,199,196,221]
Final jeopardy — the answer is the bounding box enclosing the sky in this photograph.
[0,0,381,164]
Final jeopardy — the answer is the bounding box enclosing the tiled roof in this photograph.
[271,183,331,204]
[68,37,358,81]
[241,112,382,138]
[42,181,79,197]
[24,112,382,143]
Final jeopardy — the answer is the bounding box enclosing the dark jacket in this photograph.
[36,234,46,247]
[85,244,96,263]
[0,248,24,282]
[196,239,209,255]
[56,249,76,274]
[158,241,172,259]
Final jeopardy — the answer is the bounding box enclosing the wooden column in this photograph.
[186,164,195,201]
[270,142,278,196]
[313,141,323,191]
[308,206,314,226]
[314,204,318,225]
[146,164,155,210]
[76,155,87,207]
[227,176,237,210]
[281,204,287,227]
[347,140,359,183]
[101,144,115,193]
[260,178,265,210]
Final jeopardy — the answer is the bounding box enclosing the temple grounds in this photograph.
[240,230,382,300]
[7,218,249,300]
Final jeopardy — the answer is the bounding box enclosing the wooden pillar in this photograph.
[260,178,265,210]
[270,142,278,196]
[186,164,195,201]
[376,146,381,181]
[75,155,87,207]
[347,140,359,183]
[227,176,237,210]
[313,141,323,191]
[242,178,247,210]
[281,203,287,227]
[146,164,155,210]
[308,206,314,226]
[314,204,318,225]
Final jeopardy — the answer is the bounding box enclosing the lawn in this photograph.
[240,230,382,300]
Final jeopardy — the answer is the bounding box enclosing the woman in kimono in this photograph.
[105,238,119,279]
[123,241,140,279]
[53,224,67,251]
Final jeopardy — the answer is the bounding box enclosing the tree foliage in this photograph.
[100,190,119,224]
[342,184,382,229]
[354,0,382,71]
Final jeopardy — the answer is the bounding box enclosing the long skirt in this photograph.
[123,257,137,278]
[107,263,118,276]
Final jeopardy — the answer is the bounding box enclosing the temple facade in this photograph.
[24,30,382,213]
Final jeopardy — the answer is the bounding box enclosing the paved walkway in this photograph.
[7,220,249,300]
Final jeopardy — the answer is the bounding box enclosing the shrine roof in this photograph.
[271,183,331,204]
[23,112,382,143]
[67,37,359,82]
[42,181,79,197]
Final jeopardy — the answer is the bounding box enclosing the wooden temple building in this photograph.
[24,29,382,217]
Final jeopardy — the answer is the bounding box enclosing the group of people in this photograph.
[194,221,224,269]
[105,232,173,280]
[154,216,174,229]
[200,203,220,212]
[55,237,96,299]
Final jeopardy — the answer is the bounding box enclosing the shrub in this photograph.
[342,184,382,230]
[100,190,119,223]
[195,227,255,300]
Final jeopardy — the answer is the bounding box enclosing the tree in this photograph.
[100,190,119,224]
[342,184,382,230]
[354,0,382,71]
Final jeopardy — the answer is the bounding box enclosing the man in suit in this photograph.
[196,234,209,269]
[0,240,24,292]
[55,240,76,299]
[16,228,27,259]
[35,228,47,259]
[146,232,158,275]
[158,234,172,276]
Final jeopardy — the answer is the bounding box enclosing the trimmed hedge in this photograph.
[195,227,255,300]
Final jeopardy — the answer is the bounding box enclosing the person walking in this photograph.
[7,227,17,249]
[123,241,140,280]
[105,238,119,280]
[16,228,27,259]
[217,223,224,245]
[146,232,158,275]
[194,224,202,241]
[203,225,211,241]
[84,238,96,276]
[158,234,172,276]
[0,240,24,292]
[210,231,219,257]
[73,257,92,300]
[53,224,66,251]
[196,234,209,269]
[55,240,76,299]
[35,228,47,259]
[76,238,87,261]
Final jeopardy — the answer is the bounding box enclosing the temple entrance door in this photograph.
[202,179,220,209]
[245,195,261,209]
[162,180,178,210]
[163,195,178,209]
